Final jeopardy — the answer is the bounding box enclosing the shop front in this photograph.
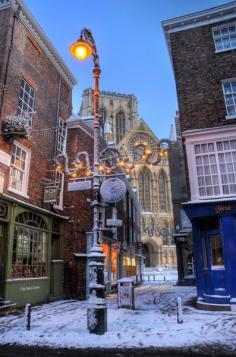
[0,197,65,308]
[184,199,236,310]
[101,242,119,293]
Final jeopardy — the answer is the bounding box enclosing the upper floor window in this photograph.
[213,23,236,52]
[194,140,236,197]
[17,78,35,128]
[158,173,168,212]
[222,80,236,118]
[116,111,125,144]
[9,142,30,196]
[138,169,151,211]
[57,117,67,154]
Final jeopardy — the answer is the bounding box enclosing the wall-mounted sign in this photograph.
[106,218,123,227]
[100,178,126,203]
[43,187,58,203]
[0,150,11,167]
[214,205,231,214]
[68,180,92,191]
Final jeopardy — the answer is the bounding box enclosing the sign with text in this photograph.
[43,187,58,203]
[106,218,123,227]
[68,180,92,191]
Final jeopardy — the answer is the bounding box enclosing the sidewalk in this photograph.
[0,283,236,355]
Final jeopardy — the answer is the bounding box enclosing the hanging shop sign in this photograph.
[68,180,92,191]
[43,186,58,203]
[100,178,126,204]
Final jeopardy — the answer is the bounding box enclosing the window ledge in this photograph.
[7,187,29,199]
[225,115,236,120]
[211,266,225,270]
[215,47,236,54]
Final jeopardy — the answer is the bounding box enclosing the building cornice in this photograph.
[162,1,236,63]
[182,124,236,138]
[0,0,77,88]
[83,88,136,100]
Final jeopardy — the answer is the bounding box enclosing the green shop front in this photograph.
[0,196,65,307]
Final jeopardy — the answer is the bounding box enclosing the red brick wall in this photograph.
[0,9,72,206]
[170,19,236,133]
[63,126,94,298]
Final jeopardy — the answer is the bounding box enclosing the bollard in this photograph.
[25,303,31,330]
[163,275,166,283]
[177,297,183,324]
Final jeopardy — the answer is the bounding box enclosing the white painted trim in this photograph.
[6,277,50,282]
[7,187,29,199]
[8,140,31,197]
[226,115,236,120]
[183,124,236,138]
[184,128,236,200]
[1,193,69,219]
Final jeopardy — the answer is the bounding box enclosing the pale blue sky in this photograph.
[24,0,231,139]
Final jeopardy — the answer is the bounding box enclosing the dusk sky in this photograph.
[24,0,231,139]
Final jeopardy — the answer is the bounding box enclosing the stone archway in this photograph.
[142,239,160,267]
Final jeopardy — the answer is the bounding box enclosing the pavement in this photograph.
[0,282,236,356]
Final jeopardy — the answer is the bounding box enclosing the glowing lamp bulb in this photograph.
[71,172,77,178]
[70,39,92,61]
[77,162,83,169]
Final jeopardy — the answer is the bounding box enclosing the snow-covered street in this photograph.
[0,282,236,354]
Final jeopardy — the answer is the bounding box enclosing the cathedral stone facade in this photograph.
[80,89,177,267]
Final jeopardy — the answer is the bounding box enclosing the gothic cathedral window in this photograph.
[158,173,168,212]
[116,111,125,144]
[138,169,152,211]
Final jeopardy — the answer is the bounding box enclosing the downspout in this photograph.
[0,6,19,119]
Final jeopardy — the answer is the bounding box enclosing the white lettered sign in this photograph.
[68,180,92,191]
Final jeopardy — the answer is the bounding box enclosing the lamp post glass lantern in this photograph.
[70,28,107,335]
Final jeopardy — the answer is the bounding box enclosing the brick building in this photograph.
[64,115,142,299]
[0,0,76,307]
[163,1,236,309]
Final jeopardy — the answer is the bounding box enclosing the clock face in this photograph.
[127,132,160,163]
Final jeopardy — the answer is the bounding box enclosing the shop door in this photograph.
[0,223,5,298]
[202,232,225,295]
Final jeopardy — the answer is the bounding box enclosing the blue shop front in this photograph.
[183,199,236,311]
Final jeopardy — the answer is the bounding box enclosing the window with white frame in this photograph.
[222,80,236,118]
[213,23,236,52]
[17,78,35,127]
[55,170,64,209]
[194,139,236,198]
[57,117,67,154]
[9,143,30,195]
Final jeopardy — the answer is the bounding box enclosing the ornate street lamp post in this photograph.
[70,28,107,334]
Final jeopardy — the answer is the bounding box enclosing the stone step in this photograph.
[204,293,231,305]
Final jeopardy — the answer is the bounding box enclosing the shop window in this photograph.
[9,142,30,196]
[12,212,48,278]
[194,139,236,197]
[211,234,224,267]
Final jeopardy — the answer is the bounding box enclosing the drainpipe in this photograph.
[0,6,19,120]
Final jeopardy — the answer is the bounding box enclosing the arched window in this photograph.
[116,111,125,143]
[138,169,152,211]
[158,173,168,212]
[12,211,48,278]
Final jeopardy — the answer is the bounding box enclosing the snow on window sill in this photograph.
[211,265,225,270]
[225,115,236,120]
[7,187,29,199]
